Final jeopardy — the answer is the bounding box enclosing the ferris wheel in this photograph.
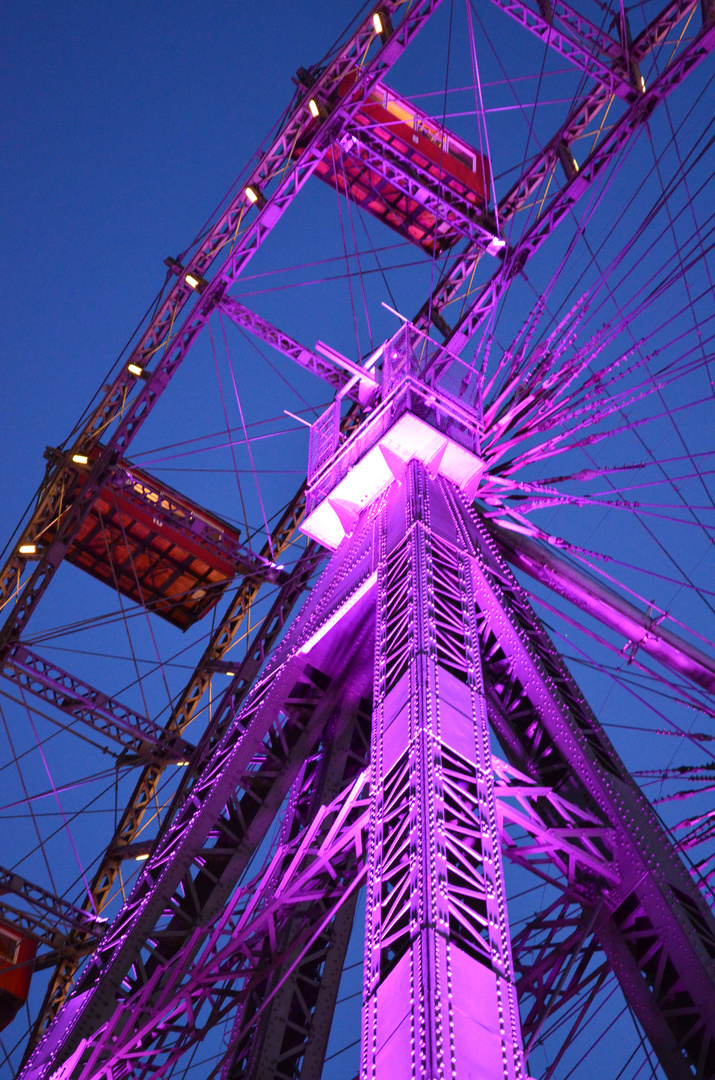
[1,2,715,1078]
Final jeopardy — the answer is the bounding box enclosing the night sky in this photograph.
[2,2,715,1076]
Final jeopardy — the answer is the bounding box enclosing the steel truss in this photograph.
[3,0,715,1076]
[20,467,715,1080]
[418,0,715,359]
[0,869,105,964]
[5,0,712,661]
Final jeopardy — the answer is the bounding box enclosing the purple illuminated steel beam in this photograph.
[530,0,625,55]
[20,497,376,1078]
[415,1,715,348]
[120,742,619,1080]
[25,540,326,1050]
[336,128,500,250]
[488,520,715,695]
[18,504,379,1080]
[458,494,715,1078]
[488,0,702,97]
[0,0,443,655]
[510,897,608,1059]
[633,0,710,53]
[236,898,359,1080]
[19,662,337,1079]
[363,465,525,1080]
[42,769,370,1080]
[20,463,715,1079]
[239,744,622,1080]
[506,0,709,217]
[437,15,715,362]
[0,866,106,953]
[493,755,619,890]
[149,543,329,841]
[220,701,371,1080]
[0,898,101,967]
[28,465,337,1044]
[23,740,627,1080]
[2,644,193,760]
[484,0,636,98]
[219,745,619,1080]
[218,297,356,398]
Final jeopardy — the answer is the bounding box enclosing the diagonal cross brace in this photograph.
[485,0,636,98]
[416,3,715,363]
[0,0,443,654]
[2,644,193,760]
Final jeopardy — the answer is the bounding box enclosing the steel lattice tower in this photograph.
[3,3,715,1079]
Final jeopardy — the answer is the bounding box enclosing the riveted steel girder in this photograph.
[0,0,443,655]
[417,4,715,365]
[21,472,715,1080]
[1,644,192,760]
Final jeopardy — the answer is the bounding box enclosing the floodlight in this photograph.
[372,9,393,39]
[185,272,208,293]
[245,185,266,207]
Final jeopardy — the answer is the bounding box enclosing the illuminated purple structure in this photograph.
[4,2,715,1079]
[17,325,715,1080]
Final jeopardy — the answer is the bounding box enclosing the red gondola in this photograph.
[0,924,37,1032]
[298,73,490,254]
[41,450,250,631]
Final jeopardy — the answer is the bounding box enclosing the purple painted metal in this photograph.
[464,503,715,1078]
[332,126,500,249]
[415,2,715,357]
[18,497,379,1079]
[220,700,371,1080]
[24,520,326,1049]
[0,0,444,658]
[363,464,525,1080]
[1,644,193,760]
[6,1,715,1076]
[486,521,715,695]
[484,0,635,98]
[5,0,707,674]
[218,297,357,399]
[0,868,105,956]
[21,359,715,1077]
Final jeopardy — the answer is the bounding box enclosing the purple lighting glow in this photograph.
[2,0,715,1077]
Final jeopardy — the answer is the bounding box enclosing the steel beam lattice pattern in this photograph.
[363,465,525,1079]
[3,0,715,1077]
[22,468,715,1080]
[417,0,715,365]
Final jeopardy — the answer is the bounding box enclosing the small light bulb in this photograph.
[175,761,189,767]
[127,363,144,378]
[19,543,37,555]
[72,454,89,465]
[183,271,208,293]
[135,853,150,861]
[372,12,384,33]
[308,98,320,119]
[245,186,259,204]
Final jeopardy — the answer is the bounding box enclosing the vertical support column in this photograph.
[361,464,524,1080]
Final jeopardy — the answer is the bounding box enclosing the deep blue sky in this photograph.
[1,2,357,530]
[2,3,714,1076]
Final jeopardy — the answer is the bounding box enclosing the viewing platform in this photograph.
[301,325,484,549]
